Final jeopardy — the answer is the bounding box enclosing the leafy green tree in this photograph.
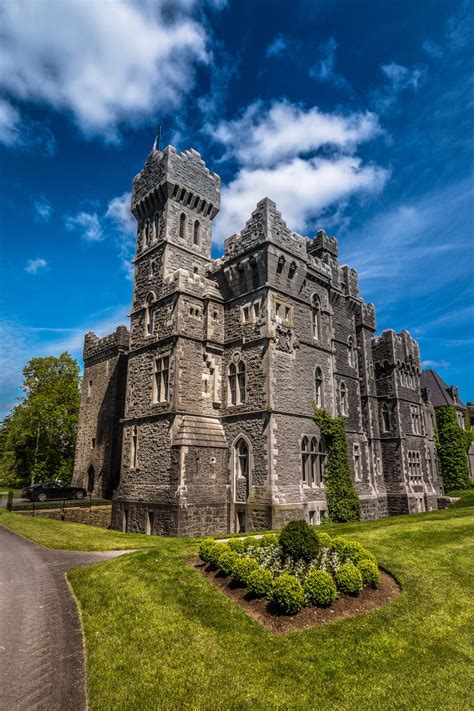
[313,408,361,522]
[435,406,472,492]
[0,353,81,487]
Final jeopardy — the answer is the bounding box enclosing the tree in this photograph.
[0,353,81,487]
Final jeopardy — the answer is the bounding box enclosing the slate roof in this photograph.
[173,415,227,448]
[420,369,466,410]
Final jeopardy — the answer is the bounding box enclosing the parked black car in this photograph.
[22,481,87,502]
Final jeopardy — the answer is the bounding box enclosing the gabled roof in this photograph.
[420,369,466,409]
[173,415,227,449]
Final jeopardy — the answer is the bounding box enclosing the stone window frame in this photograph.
[353,442,362,482]
[288,260,297,279]
[301,435,326,487]
[228,352,246,406]
[179,212,187,240]
[232,434,253,503]
[144,291,156,337]
[410,404,422,435]
[348,336,357,368]
[252,299,261,322]
[273,297,292,326]
[241,303,250,324]
[339,380,348,417]
[130,425,138,470]
[276,254,286,275]
[381,402,391,433]
[311,294,321,341]
[152,352,171,404]
[193,219,201,246]
[87,379,93,398]
[315,367,324,408]
[407,450,422,484]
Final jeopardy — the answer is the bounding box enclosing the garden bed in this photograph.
[191,557,400,634]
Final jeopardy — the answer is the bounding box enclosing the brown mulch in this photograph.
[190,557,401,635]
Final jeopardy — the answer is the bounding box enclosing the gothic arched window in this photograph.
[130,426,138,469]
[237,361,246,404]
[310,437,318,485]
[236,438,249,479]
[144,292,155,336]
[319,439,326,479]
[229,360,246,405]
[193,220,200,246]
[348,337,356,368]
[229,363,237,405]
[339,381,348,416]
[381,403,391,432]
[312,295,321,340]
[179,213,186,240]
[315,367,323,408]
[301,436,310,484]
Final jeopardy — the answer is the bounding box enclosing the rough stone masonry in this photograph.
[72,143,444,536]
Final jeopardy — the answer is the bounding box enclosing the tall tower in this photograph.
[112,145,228,536]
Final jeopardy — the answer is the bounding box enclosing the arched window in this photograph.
[353,443,362,481]
[288,261,297,279]
[237,361,246,404]
[319,440,326,479]
[130,426,138,469]
[339,381,347,416]
[144,292,155,336]
[179,213,186,240]
[301,437,310,484]
[193,220,200,246]
[315,367,323,408]
[228,363,237,405]
[381,403,390,432]
[348,337,356,368]
[310,437,318,486]
[236,438,249,478]
[312,295,321,340]
[276,255,285,274]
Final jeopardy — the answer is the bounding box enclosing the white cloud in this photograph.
[0,99,21,146]
[34,197,53,223]
[373,62,427,113]
[0,0,211,140]
[422,40,443,59]
[308,38,350,91]
[65,212,103,242]
[214,156,388,242]
[211,100,382,168]
[25,258,48,275]
[421,360,451,369]
[266,34,289,58]
[105,192,137,279]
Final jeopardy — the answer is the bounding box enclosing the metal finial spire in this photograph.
[153,124,161,151]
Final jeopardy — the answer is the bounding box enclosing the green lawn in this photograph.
[1,494,474,710]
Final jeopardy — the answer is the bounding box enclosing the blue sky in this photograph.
[0,0,473,419]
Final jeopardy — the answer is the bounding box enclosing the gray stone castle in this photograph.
[72,143,444,536]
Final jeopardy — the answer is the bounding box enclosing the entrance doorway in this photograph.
[236,510,246,533]
[86,465,95,494]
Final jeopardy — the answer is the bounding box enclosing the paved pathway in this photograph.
[0,526,133,711]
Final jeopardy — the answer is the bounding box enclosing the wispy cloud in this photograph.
[372,62,427,113]
[34,197,53,223]
[266,33,289,58]
[308,38,351,91]
[105,192,136,279]
[421,359,451,369]
[25,258,48,275]
[65,212,103,242]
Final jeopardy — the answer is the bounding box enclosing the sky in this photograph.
[0,0,473,419]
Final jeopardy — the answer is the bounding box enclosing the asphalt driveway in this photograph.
[0,526,132,711]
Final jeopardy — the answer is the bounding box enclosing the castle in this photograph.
[72,143,444,536]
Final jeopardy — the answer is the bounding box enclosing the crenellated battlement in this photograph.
[84,325,130,363]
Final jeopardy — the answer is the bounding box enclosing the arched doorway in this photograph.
[87,465,95,494]
[233,437,250,532]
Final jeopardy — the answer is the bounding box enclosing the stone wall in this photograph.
[18,505,112,528]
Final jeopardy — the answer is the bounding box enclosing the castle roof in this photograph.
[173,415,227,449]
[420,369,466,410]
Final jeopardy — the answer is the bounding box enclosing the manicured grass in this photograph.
[2,494,473,709]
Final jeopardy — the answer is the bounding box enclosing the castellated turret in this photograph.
[72,141,443,535]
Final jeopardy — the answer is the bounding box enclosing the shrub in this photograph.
[228,538,245,554]
[330,536,347,558]
[331,537,376,565]
[435,406,472,491]
[334,563,363,595]
[357,559,380,588]
[279,519,319,562]
[247,568,275,598]
[243,536,260,550]
[218,550,239,576]
[304,569,337,607]
[259,534,279,548]
[199,539,218,563]
[208,542,228,567]
[231,556,259,585]
[271,573,305,614]
[314,532,332,548]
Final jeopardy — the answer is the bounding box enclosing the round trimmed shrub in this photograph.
[315,532,332,548]
[343,539,377,565]
[330,536,348,558]
[199,539,218,563]
[231,556,259,585]
[259,534,279,548]
[279,519,319,562]
[247,568,275,598]
[271,573,305,614]
[218,550,239,576]
[334,563,363,595]
[228,538,245,554]
[208,542,228,567]
[243,536,260,550]
[357,559,380,588]
[304,569,337,607]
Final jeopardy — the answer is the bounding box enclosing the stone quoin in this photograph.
[72,143,443,536]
